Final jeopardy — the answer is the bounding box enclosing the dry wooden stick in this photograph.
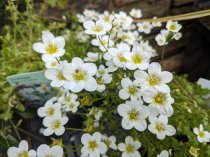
[133,9,210,22]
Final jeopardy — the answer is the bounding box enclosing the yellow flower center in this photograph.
[128,109,139,120]
[51,61,58,67]
[69,103,75,109]
[170,25,176,31]
[96,78,104,85]
[93,25,103,32]
[88,140,98,151]
[126,144,135,153]
[198,131,205,138]
[45,43,58,54]
[155,122,166,132]
[17,151,29,157]
[117,53,127,62]
[41,84,47,90]
[131,53,142,64]
[73,69,86,81]
[47,107,55,116]
[56,73,66,80]
[122,34,128,40]
[128,86,138,95]
[65,97,71,102]
[52,120,61,130]
[143,25,148,29]
[103,16,110,22]
[154,93,166,105]
[148,75,161,86]
[98,69,105,76]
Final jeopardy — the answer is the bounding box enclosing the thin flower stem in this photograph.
[16,127,45,143]
[66,127,85,132]
[98,36,108,51]
[9,120,21,141]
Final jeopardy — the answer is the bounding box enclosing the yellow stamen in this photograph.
[88,141,98,151]
[45,44,58,54]
[155,122,166,132]
[126,144,135,153]
[128,109,139,120]
[131,53,142,64]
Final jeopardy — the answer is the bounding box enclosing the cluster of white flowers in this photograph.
[155,20,182,46]
[37,88,81,136]
[7,140,63,157]
[16,8,184,157]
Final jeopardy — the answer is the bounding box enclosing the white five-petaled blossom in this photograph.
[120,32,137,45]
[42,55,60,69]
[104,43,130,69]
[37,144,63,157]
[63,57,97,92]
[125,43,151,70]
[102,135,118,150]
[193,124,210,143]
[45,60,72,88]
[189,146,200,157]
[7,140,36,157]
[143,89,174,117]
[43,113,68,136]
[152,17,162,27]
[99,11,114,24]
[58,91,78,105]
[33,31,65,58]
[63,100,80,113]
[148,115,176,140]
[37,99,61,118]
[118,136,141,157]
[130,8,142,18]
[91,35,114,51]
[83,20,111,35]
[137,22,153,34]
[115,11,133,30]
[119,78,141,101]
[134,62,173,93]
[155,34,167,46]
[173,32,182,40]
[166,20,182,33]
[81,132,107,157]
[157,150,171,157]
[117,101,148,131]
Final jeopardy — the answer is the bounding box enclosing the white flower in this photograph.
[63,57,97,92]
[140,40,157,57]
[148,115,176,140]
[115,11,133,30]
[152,17,162,27]
[7,140,36,157]
[77,14,86,23]
[166,20,182,33]
[45,60,72,88]
[96,75,112,92]
[58,92,78,105]
[155,34,167,46]
[120,32,136,45]
[189,146,200,157]
[157,150,170,157]
[119,78,141,101]
[37,144,63,157]
[137,22,153,34]
[83,20,111,35]
[118,136,141,157]
[91,35,114,51]
[102,135,118,150]
[37,100,61,118]
[63,100,80,113]
[134,62,173,93]
[83,9,99,21]
[76,31,90,43]
[43,114,68,136]
[95,109,103,121]
[81,132,107,157]
[143,89,174,117]
[33,31,65,58]
[193,124,210,143]
[130,8,142,18]
[125,43,151,70]
[96,65,110,77]
[84,52,100,62]
[104,43,130,68]
[42,55,59,69]
[99,11,114,23]
[173,32,182,40]
[117,101,148,131]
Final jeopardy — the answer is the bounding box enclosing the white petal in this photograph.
[54,36,65,48]
[121,118,133,130]
[33,43,45,54]
[43,128,54,136]
[121,78,132,88]
[55,126,65,136]
[19,140,28,151]
[148,62,161,75]
[125,136,133,144]
[160,71,173,83]
[51,146,64,157]
[84,63,97,76]
[84,77,97,92]
[81,133,92,145]
[37,144,50,157]
[83,20,95,30]
[119,89,130,100]
[117,104,130,116]
[134,120,147,131]
[7,147,19,157]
